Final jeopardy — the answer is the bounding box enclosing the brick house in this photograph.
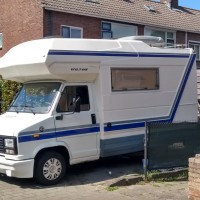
[0,0,200,67]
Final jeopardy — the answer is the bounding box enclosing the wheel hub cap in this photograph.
[43,158,62,180]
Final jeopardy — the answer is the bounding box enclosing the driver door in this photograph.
[54,84,99,160]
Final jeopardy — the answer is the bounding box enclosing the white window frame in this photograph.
[144,26,176,46]
[0,33,2,49]
[188,40,200,61]
[61,25,83,38]
[101,21,138,39]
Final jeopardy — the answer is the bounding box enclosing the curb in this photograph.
[149,168,188,181]
[109,175,143,187]
[109,168,188,187]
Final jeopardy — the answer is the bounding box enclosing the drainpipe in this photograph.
[185,32,188,47]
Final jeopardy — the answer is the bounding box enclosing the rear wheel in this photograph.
[34,151,66,185]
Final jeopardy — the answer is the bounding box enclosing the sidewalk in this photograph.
[0,156,189,200]
[0,175,188,200]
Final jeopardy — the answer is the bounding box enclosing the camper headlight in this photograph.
[4,137,17,155]
[4,138,14,148]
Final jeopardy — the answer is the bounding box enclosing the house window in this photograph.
[61,26,83,38]
[101,22,137,39]
[189,42,200,61]
[144,27,175,46]
[111,68,159,91]
[0,33,2,49]
[57,85,90,112]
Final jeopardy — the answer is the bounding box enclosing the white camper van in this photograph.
[0,37,197,185]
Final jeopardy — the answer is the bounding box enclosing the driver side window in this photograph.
[56,85,90,113]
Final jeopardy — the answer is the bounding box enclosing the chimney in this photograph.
[160,0,178,9]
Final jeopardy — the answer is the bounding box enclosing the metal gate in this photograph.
[146,122,200,170]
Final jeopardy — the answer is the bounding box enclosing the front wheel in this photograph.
[34,151,66,185]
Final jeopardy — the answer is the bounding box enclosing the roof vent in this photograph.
[123,0,134,3]
[85,0,100,4]
[144,5,157,13]
[118,36,164,47]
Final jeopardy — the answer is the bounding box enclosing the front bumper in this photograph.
[0,155,34,178]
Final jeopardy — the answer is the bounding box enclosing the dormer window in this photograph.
[85,0,100,4]
[144,5,157,13]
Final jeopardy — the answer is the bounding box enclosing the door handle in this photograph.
[56,115,63,120]
[91,114,96,124]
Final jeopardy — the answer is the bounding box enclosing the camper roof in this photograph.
[0,37,192,83]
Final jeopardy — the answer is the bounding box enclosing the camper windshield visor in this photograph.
[8,82,61,114]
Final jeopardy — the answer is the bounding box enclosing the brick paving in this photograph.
[0,156,188,200]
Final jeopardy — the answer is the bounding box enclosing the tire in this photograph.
[34,151,66,185]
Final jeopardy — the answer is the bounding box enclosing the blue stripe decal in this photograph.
[56,126,100,138]
[48,50,189,58]
[18,132,55,143]
[168,54,196,122]
[18,126,100,143]
[104,122,145,132]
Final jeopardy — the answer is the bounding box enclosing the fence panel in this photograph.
[147,122,200,170]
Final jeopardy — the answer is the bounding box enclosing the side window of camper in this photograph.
[111,68,159,91]
[57,85,90,113]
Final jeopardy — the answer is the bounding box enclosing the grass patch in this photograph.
[146,169,188,182]
[106,186,119,191]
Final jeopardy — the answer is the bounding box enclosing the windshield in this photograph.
[8,82,61,114]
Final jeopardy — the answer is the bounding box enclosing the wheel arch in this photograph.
[34,145,70,165]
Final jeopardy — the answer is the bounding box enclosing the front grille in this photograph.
[0,137,4,153]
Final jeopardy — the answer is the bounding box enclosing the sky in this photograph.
[154,0,200,10]
[179,0,200,10]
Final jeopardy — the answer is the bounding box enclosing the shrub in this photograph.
[0,78,21,113]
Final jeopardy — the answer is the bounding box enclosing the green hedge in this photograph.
[0,78,21,113]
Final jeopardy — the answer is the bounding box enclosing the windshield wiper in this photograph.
[9,105,20,113]
[21,105,36,115]
[9,105,36,114]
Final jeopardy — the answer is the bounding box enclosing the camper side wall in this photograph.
[99,55,197,157]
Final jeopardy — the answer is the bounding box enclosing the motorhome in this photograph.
[0,37,197,185]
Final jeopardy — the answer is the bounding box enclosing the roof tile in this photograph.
[41,0,200,33]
